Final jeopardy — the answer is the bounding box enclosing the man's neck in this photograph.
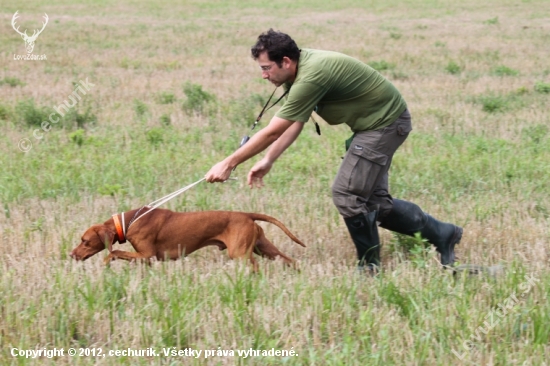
[288,60,299,83]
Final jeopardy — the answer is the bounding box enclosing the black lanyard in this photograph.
[252,87,289,129]
[239,87,289,147]
[239,86,321,148]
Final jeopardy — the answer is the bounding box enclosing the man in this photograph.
[205,29,462,272]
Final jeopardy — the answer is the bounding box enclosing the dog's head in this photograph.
[70,224,115,261]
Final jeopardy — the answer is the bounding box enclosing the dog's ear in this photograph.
[94,225,116,249]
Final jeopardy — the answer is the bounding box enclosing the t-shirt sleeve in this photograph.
[275,83,327,123]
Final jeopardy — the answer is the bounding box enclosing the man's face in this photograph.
[257,52,293,87]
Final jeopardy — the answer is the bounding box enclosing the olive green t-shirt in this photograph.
[276,49,407,132]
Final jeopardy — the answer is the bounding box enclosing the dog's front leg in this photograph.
[104,250,154,265]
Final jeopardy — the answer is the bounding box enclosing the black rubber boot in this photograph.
[379,199,462,266]
[344,211,381,269]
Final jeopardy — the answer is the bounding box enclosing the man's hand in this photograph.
[205,159,233,183]
[247,158,273,188]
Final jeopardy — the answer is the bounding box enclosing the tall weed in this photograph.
[182,82,216,115]
[14,99,53,128]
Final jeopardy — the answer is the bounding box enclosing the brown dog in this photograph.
[70,207,305,270]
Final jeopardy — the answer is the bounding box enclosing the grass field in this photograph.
[1,0,549,364]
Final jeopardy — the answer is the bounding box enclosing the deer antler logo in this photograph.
[12,11,49,54]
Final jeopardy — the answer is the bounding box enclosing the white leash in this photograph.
[126,177,206,230]
[125,177,236,232]
[146,177,206,210]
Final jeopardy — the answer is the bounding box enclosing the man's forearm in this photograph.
[264,121,304,163]
[224,117,295,169]
[225,128,280,168]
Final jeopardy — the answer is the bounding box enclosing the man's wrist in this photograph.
[262,156,275,166]
[224,156,238,170]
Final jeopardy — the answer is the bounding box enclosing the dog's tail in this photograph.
[248,213,306,247]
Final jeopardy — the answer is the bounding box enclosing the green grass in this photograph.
[491,65,519,77]
[1,258,547,365]
[0,76,26,87]
[445,61,461,75]
[182,82,217,115]
[483,16,499,25]
[1,120,548,206]
[368,60,395,72]
[155,91,176,105]
[535,81,550,94]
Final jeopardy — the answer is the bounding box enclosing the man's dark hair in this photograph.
[251,29,300,66]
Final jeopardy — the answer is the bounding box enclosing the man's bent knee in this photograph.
[332,193,372,218]
[367,193,394,219]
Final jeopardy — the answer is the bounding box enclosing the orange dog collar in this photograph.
[112,213,126,244]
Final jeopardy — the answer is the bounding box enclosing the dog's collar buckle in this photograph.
[112,213,127,246]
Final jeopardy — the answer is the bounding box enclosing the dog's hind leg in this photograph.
[253,224,295,267]
[225,223,259,272]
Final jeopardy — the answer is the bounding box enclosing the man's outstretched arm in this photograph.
[205,116,295,183]
[247,120,304,187]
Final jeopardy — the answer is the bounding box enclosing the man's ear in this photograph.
[94,225,116,249]
[282,56,292,68]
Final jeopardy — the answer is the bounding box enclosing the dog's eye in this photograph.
[83,240,90,247]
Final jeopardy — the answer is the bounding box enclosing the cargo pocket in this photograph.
[347,145,389,196]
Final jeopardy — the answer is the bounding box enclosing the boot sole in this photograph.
[441,226,463,266]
